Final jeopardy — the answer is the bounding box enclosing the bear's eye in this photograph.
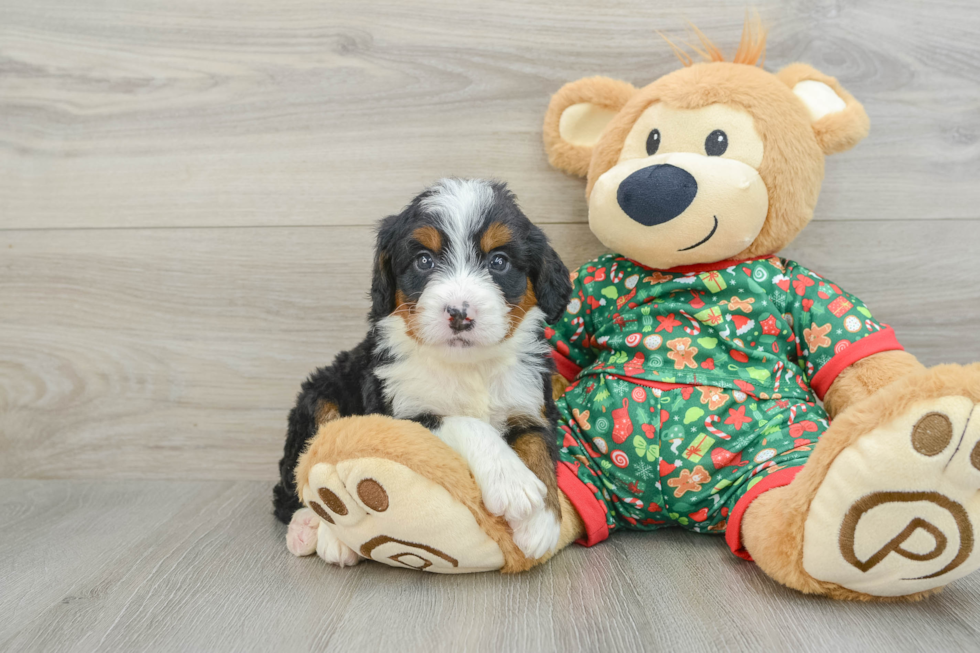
[645,129,661,156]
[705,129,728,156]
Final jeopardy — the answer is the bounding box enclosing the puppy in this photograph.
[273,178,572,562]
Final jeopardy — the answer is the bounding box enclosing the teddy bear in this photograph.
[283,21,980,601]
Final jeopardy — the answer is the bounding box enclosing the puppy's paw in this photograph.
[285,507,319,557]
[476,457,547,522]
[315,522,361,567]
[510,507,562,560]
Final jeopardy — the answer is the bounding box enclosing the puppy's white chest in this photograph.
[378,355,543,425]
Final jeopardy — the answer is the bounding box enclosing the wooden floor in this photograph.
[4,480,980,653]
[2,0,979,650]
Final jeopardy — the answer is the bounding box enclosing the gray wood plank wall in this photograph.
[2,1,979,651]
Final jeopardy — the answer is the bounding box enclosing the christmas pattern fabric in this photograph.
[556,374,826,534]
[546,254,903,402]
[547,254,905,543]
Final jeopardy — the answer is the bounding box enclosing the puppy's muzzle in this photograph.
[446,304,474,333]
[616,164,697,227]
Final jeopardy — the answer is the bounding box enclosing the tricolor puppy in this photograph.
[273,178,572,561]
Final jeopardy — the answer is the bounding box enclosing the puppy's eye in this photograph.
[488,253,510,273]
[415,252,435,271]
[645,129,661,156]
[705,129,728,156]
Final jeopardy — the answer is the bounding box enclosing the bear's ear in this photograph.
[543,76,637,177]
[777,63,870,156]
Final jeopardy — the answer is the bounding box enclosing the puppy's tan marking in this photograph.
[413,226,442,252]
[511,433,561,518]
[506,281,538,337]
[510,429,561,517]
[507,414,548,432]
[480,222,512,253]
[394,289,422,342]
[315,400,341,426]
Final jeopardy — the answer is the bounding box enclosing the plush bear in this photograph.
[285,21,980,600]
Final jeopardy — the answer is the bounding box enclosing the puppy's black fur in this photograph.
[273,181,571,524]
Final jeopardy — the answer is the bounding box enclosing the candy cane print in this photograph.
[772,361,784,394]
[610,261,624,283]
[680,310,701,336]
[569,316,584,342]
[622,497,644,510]
[704,415,731,440]
[788,403,808,425]
[865,319,882,332]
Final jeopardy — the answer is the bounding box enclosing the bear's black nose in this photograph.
[616,164,698,226]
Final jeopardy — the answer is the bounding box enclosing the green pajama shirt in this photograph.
[548,254,903,558]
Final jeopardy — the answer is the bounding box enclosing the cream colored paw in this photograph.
[301,459,505,573]
[510,506,561,560]
[803,397,980,597]
[285,507,319,557]
[315,522,361,567]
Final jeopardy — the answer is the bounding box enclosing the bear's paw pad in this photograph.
[803,396,980,597]
[300,459,506,574]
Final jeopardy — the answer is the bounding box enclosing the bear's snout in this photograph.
[616,164,697,227]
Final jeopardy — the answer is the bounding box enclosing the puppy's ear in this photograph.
[530,232,572,324]
[777,63,870,155]
[543,76,637,177]
[369,214,399,321]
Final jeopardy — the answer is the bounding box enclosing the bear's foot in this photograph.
[801,373,980,597]
[300,456,506,573]
[744,364,980,600]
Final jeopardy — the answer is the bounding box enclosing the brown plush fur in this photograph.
[823,350,925,419]
[580,62,861,259]
[543,22,870,262]
[550,373,571,400]
[776,64,871,155]
[295,414,538,573]
[660,15,767,68]
[543,76,637,177]
[741,363,980,601]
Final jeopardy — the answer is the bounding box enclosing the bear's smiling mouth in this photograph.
[678,215,719,252]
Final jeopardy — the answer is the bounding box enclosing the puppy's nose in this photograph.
[616,164,697,227]
[446,305,474,333]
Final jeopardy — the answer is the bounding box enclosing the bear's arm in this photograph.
[822,350,925,419]
[546,264,604,381]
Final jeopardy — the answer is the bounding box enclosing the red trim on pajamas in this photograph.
[557,461,609,547]
[661,255,772,276]
[809,327,904,400]
[725,467,803,561]
[552,349,583,381]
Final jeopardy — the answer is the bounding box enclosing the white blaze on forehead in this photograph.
[420,178,494,266]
